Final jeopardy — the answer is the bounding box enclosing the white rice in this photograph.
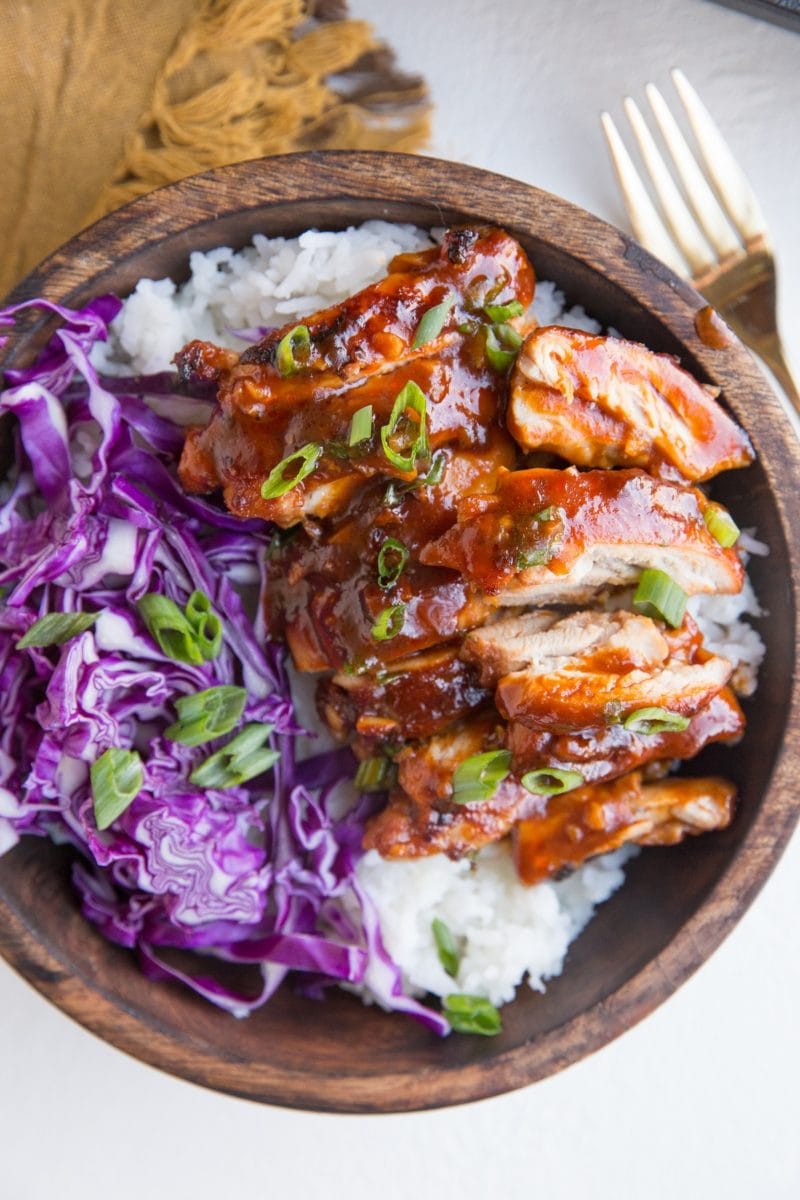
[98,223,766,1011]
[95,221,434,376]
[358,844,633,1007]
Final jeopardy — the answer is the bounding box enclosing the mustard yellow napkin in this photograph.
[0,0,430,296]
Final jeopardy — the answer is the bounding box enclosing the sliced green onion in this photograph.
[185,590,223,660]
[703,502,740,548]
[370,604,406,641]
[483,299,524,323]
[383,480,402,507]
[515,546,554,569]
[17,611,99,650]
[261,442,323,500]
[452,749,512,805]
[496,322,523,349]
[91,748,143,831]
[422,450,446,487]
[138,593,204,665]
[622,707,691,735]
[275,324,311,376]
[354,756,397,792]
[380,381,429,472]
[384,449,446,506]
[633,568,688,628]
[165,685,248,747]
[377,537,409,589]
[521,767,585,796]
[485,325,518,371]
[514,506,565,571]
[432,918,460,979]
[412,294,455,349]
[189,723,279,789]
[348,404,374,447]
[443,993,502,1037]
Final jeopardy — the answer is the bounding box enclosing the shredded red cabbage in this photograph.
[0,297,448,1034]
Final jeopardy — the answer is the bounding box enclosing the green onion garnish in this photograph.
[275,324,311,376]
[452,749,512,805]
[91,748,143,831]
[189,723,279,789]
[185,590,223,660]
[443,993,502,1037]
[514,505,565,571]
[497,322,523,349]
[412,294,455,349]
[422,450,446,487]
[138,593,204,665]
[261,442,323,500]
[354,756,397,792]
[17,611,100,650]
[485,325,519,371]
[622,707,691,735]
[380,381,429,472]
[384,449,446,506]
[521,767,585,796]
[165,685,248,747]
[483,299,524,323]
[377,537,409,589]
[370,604,406,641]
[633,568,688,628]
[515,546,555,569]
[432,918,460,979]
[348,404,374,447]
[703,502,740,548]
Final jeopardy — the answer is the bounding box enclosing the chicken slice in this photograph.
[227,226,534,399]
[178,226,534,525]
[513,771,735,884]
[180,344,513,528]
[316,644,488,746]
[362,680,743,861]
[461,609,732,732]
[266,439,513,672]
[508,327,753,482]
[507,686,745,783]
[420,467,744,603]
[362,711,537,859]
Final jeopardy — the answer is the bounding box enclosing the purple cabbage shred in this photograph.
[0,296,448,1035]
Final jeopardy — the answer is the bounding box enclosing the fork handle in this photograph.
[754,336,800,417]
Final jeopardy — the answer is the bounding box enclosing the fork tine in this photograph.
[671,68,769,245]
[600,111,689,278]
[645,82,742,260]
[622,97,716,277]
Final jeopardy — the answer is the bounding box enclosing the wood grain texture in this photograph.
[1,152,799,1113]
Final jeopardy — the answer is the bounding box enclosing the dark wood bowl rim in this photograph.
[1,151,799,1113]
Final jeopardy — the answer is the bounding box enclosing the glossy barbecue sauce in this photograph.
[506,687,744,782]
[694,304,735,350]
[420,467,733,592]
[175,223,747,877]
[513,772,736,885]
[317,644,490,748]
[178,226,534,527]
[268,434,513,672]
[509,325,752,482]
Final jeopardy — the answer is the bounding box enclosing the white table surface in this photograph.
[2,2,799,1196]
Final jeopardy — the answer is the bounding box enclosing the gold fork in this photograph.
[601,68,800,415]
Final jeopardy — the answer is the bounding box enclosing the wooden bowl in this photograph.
[1,152,799,1113]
